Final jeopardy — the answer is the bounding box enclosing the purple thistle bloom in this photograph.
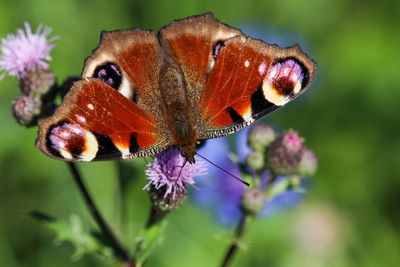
[144,147,207,199]
[0,23,58,80]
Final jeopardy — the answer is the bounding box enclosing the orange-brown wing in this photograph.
[198,36,317,139]
[81,29,166,125]
[159,13,243,112]
[36,78,169,161]
[37,29,173,161]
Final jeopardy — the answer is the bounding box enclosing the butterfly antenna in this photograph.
[196,153,250,187]
[177,158,189,179]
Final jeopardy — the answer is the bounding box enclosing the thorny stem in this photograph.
[67,162,134,265]
[220,215,252,267]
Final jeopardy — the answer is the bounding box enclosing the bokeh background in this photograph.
[0,0,399,266]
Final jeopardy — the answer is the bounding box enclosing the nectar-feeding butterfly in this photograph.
[36,13,316,163]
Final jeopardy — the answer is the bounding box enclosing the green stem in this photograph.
[134,206,168,266]
[67,162,133,265]
[146,206,167,227]
[220,215,252,267]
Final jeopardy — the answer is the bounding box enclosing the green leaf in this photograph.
[28,211,114,261]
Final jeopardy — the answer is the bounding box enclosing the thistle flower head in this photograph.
[247,124,277,152]
[296,148,318,176]
[266,130,306,176]
[241,188,266,216]
[12,95,41,126]
[281,130,304,153]
[0,23,58,80]
[144,147,207,200]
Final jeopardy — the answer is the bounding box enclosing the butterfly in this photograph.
[36,13,316,164]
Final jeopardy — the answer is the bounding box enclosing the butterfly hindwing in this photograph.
[198,35,317,139]
[36,78,169,161]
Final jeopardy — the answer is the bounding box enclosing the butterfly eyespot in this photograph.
[271,58,308,95]
[269,58,306,96]
[213,41,225,59]
[46,120,98,161]
[93,62,122,89]
[260,58,309,106]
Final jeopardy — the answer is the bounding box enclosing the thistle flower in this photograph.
[247,124,277,152]
[12,95,41,126]
[266,130,305,176]
[19,68,56,96]
[296,148,317,177]
[241,188,266,216]
[246,151,265,171]
[0,22,58,80]
[144,147,207,211]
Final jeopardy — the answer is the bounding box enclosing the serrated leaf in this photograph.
[28,211,115,261]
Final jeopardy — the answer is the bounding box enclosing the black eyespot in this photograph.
[93,62,122,89]
[213,41,225,59]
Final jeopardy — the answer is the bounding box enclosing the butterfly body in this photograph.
[36,13,316,163]
[159,63,198,163]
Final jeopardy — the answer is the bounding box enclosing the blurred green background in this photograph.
[1,0,399,266]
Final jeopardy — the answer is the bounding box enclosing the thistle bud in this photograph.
[149,184,187,212]
[247,124,277,152]
[19,68,56,97]
[245,151,265,171]
[296,148,317,176]
[266,130,304,176]
[12,95,41,126]
[241,188,266,216]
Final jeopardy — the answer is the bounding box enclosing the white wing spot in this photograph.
[258,61,267,75]
[75,114,86,123]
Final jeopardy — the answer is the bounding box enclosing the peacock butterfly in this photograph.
[36,13,317,164]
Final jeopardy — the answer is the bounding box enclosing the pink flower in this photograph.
[144,147,207,199]
[0,23,58,80]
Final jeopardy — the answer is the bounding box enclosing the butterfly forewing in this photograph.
[81,30,167,123]
[198,36,316,139]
